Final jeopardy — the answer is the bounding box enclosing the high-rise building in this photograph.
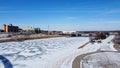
[2,24,19,32]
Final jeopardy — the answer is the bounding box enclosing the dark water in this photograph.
[0,55,13,68]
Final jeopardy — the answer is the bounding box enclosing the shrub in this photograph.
[96,33,107,39]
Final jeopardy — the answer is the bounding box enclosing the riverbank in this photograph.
[72,35,117,68]
[0,35,63,43]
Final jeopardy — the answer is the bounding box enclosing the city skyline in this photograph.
[0,0,120,31]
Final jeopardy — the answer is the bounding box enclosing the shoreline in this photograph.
[0,35,63,43]
[72,35,117,68]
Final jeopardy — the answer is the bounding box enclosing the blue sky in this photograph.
[0,0,120,31]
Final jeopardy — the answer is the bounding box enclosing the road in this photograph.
[72,51,118,68]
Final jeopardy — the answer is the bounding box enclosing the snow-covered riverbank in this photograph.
[0,35,117,68]
[0,37,89,68]
[72,35,118,68]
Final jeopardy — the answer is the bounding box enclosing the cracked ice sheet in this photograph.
[0,37,89,68]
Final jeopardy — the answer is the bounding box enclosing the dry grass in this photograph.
[0,35,63,43]
[78,42,89,49]
[114,44,120,52]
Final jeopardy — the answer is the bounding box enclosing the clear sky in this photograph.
[0,0,120,31]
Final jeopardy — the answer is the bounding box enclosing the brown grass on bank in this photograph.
[114,44,120,52]
[78,42,89,49]
[0,35,63,43]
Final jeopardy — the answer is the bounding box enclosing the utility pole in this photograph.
[48,25,50,35]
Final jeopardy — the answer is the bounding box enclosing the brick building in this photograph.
[2,24,19,32]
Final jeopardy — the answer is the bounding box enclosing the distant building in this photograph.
[2,24,19,32]
[22,26,40,33]
[41,30,48,35]
[62,31,76,34]
[109,32,119,35]
[48,31,63,35]
[22,26,35,31]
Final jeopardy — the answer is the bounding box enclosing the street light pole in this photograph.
[48,25,50,35]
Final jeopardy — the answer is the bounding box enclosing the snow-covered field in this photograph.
[0,37,89,68]
[0,34,10,38]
